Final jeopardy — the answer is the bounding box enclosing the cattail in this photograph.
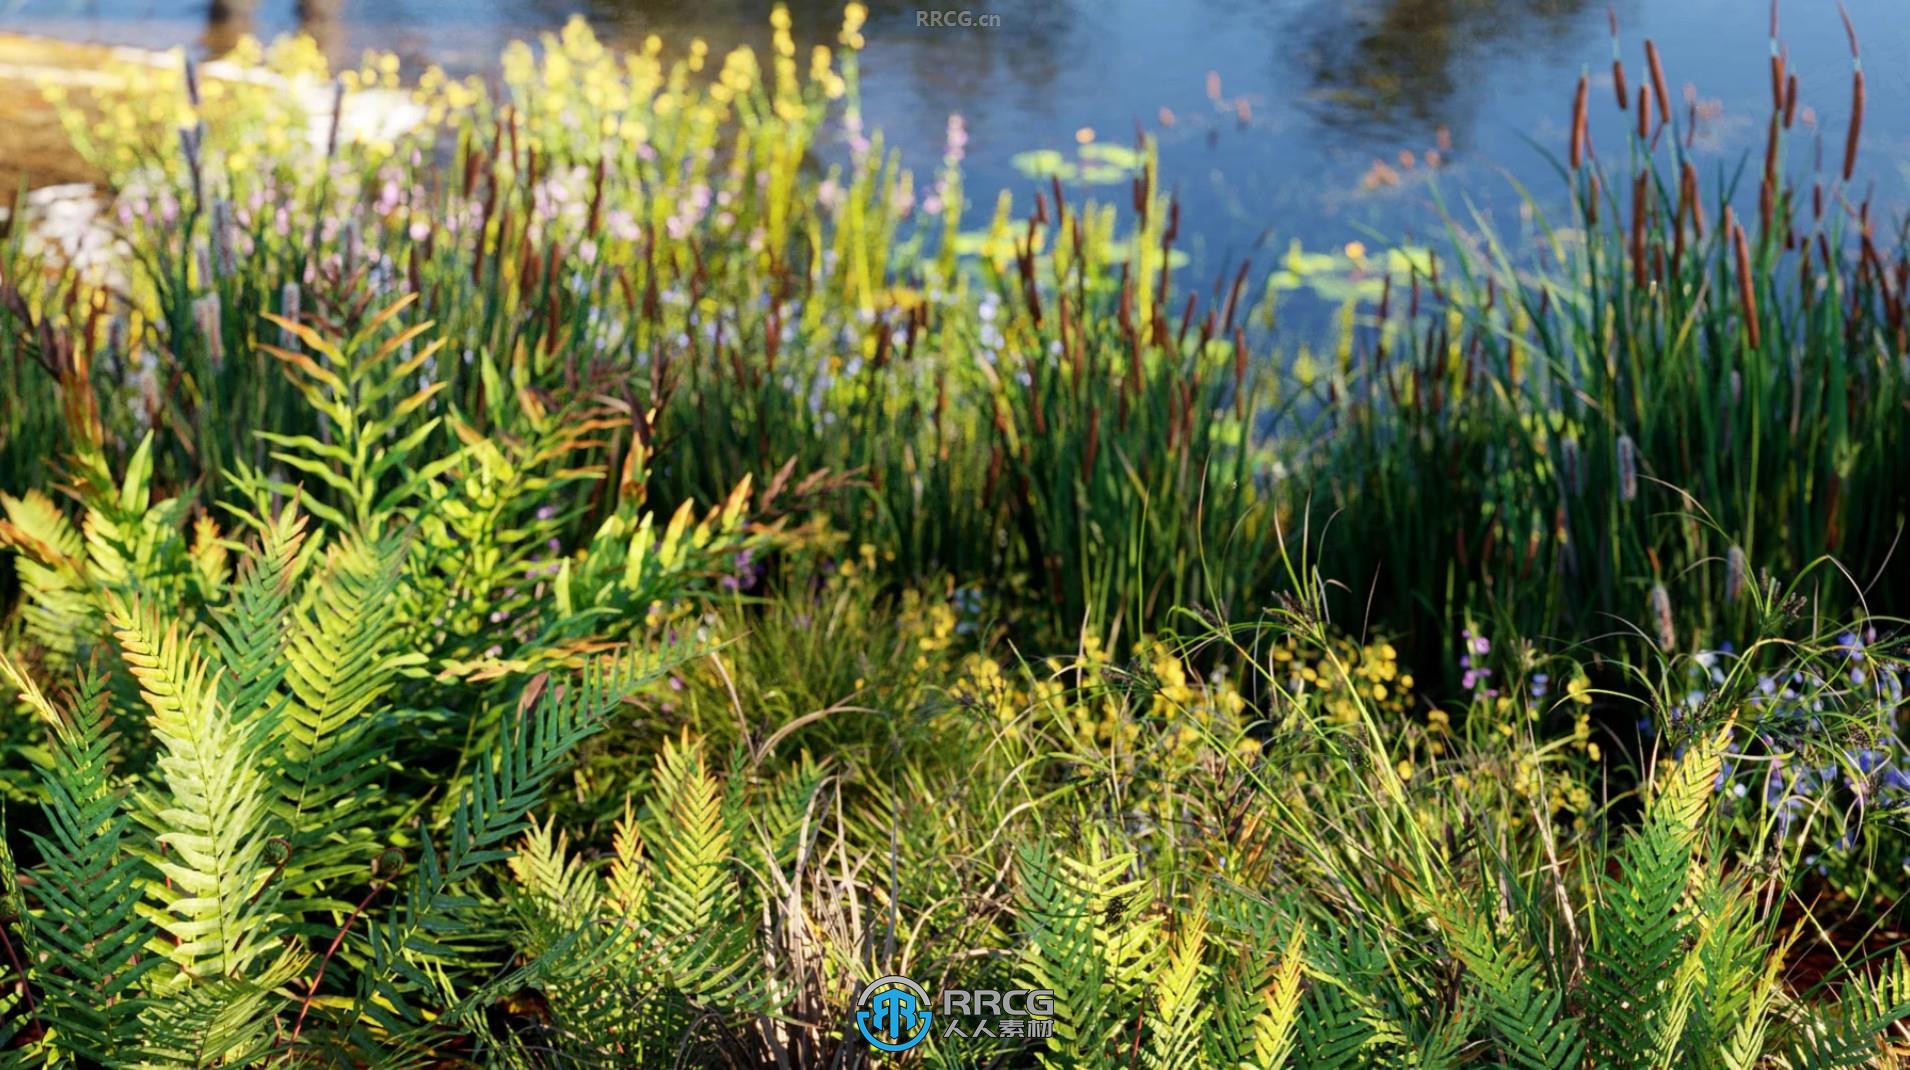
[1561,436,1583,496]
[193,293,224,367]
[1731,211,1761,350]
[178,127,203,208]
[211,199,234,277]
[1649,583,1676,651]
[1637,85,1650,142]
[1771,47,1786,114]
[1725,545,1749,603]
[1082,409,1099,481]
[1631,171,1648,290]
[1843,65,1864,183]
[1570,72,1589,169]
[1839,2,1863,181]
[325,79,345,161]
[1610,8,1628,108]
[1644,40,1672,132]
[1233,326,1249,421]
[280,281,301,349]
[1616,433,1638,501]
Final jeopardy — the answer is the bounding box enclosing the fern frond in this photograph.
[0,654,152,1058]
[0,488,95,663]
[1144,900,1212,1070]
[1244,925,1306,1070]
[273,531,408,890]
[1784,951,1910,1069]
[351,644,687,1033]
[1586,727,1730,1067]
[645,730,751,1000]
[1016,835,1158,1063]
[508,814,602,938]
[1435,893,1583,1070]
[209,500,312,727]
[135,946,307,1069]
[108,594,280,983]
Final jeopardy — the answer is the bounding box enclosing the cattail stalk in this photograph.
[1616,433,1638,502]
[1610,8,1628,108]
[1570,73,1590,169]
[1725,545,1748,603]
[1650,583,1676,651]
[1644,40,1671,133]
[193,293,224,367]
[1730,210,1761,350]
[280,282,301,350]
[1841,2,1863,182]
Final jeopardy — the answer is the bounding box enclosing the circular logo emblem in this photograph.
[854,974,934,1052]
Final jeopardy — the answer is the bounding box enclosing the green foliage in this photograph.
[0,8,1908,1067]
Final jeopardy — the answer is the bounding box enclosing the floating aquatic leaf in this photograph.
[1079,164,1130,185]
[1280,240,1340,277]
[1078,142,1145,171]
[1010,149,1076,180]
[1307,273,1386,304]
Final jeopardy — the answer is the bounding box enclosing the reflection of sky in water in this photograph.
[7,0,1909,294]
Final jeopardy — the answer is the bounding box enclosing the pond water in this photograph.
[6,0,1909,292]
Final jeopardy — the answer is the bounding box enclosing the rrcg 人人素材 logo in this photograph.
[853,974,1054,1052]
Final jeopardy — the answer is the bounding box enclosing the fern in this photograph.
[1585,728,1730,1067]
[1016,835,1160,1066]
[134,948,307,1069]
[1435,893,1584,1070]
[0,654,150,1057]
[253,296,456,533]
[271,530,409,894]
[1145,901,1212,1070]
[1785,953,1910,1069]
[0,489,94,664]
[350,645,687,1035]
[109,592,283,985]
[1244,925,1307,1070]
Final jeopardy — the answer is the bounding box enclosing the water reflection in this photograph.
[1285,0,1600,139]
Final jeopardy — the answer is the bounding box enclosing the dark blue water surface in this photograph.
[7,0,1908,289]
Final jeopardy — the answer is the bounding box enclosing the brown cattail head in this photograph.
[1610,7,1629,108]
[1771,47,1787,114]
[1570,72,1590,169]
[1840,1,1864,182]
[1844,66,1865,183]
[1650,583,1676,651]
[1730,210,1762,350]
[1682,160,1706,238]
[1644,41,1672,132]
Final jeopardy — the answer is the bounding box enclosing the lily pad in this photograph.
[1010,149,1076,180]
[1078,142,1145,171]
